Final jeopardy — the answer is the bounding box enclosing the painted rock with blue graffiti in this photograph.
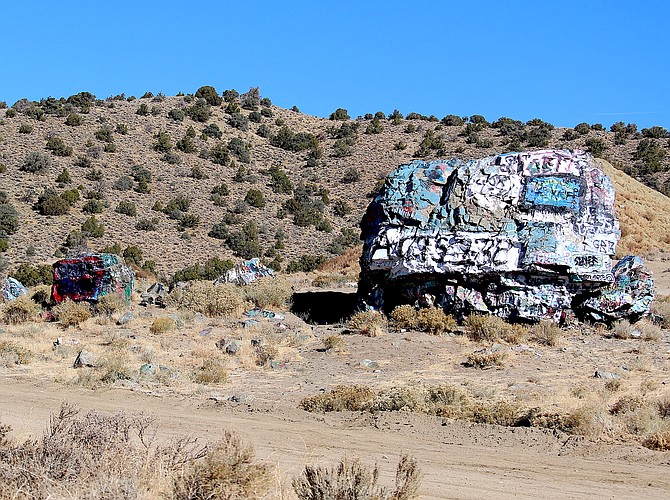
[359,149,652,322]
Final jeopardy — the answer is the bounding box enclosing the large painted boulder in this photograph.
[359,149,653,322]
[52,253,134,303]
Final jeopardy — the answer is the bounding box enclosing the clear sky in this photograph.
[1,1,667,129]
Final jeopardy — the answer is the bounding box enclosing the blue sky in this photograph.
[1,1,668,129]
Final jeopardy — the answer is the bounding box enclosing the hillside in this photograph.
[0,89,669,280]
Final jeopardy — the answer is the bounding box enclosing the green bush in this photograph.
[179,213,200,229]
[268,166,293,194]
[35,189,69,215]
[270,126,316,152]
[0,204,19,236]
[332,137,355,157]
[82,216,104,237]
[18,123,33,133]
[240,87,260,110]
[82,199,105,214]
[20,151,52,173]
[122,245,143,266]
[202,123,222,139]
[113,176,134,191]
[634,139,667,173]
[574,122,590,135]
[136,103,149,116]
[208,221,229,240]
[168,108,185,121]
[328,228,359,254]
[227,113,249,131]
[342,167,361,183]
[176,135,197,153]
[226,221,262,258]
[115,200,137,216]
[135,218,158,231]
[244,188,266,208]
[365,117,384,134]
[286,254,326,273]
[154,131,172,152]
[0,239,7,252]
[185,99,211,122]
[209,143,229,165]
[65,113,82,126]
[228,138,251,163]
[441,114,464,126]
[195,85,223,106]
[329,108,350,120]
[171,257,234,284]
[56,167,71,184]
[11,263,53,286]
[414,129,445,157]
[585,137,607,158]
[60,188,80,206]
[642,126,669,139]
[256,124,271,138]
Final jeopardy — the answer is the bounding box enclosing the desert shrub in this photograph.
[465,314,522,343]
[0,341,33,365]
[332,199,352,218]
[185,98,212,122]
[150,316,177,334]
[244,188,265,208]
[168,281,243,317]
[228,137,251,163]
[328,228,359,255]
[417,307,457,335]
[0,239,7,252]
[634,138,667,173]
[168,107,186,121]
[365,117,384,134]
[243,277,293,309]
[227,113,249,131]
[179,213,200,229]
[54,299,91,327]
[35,189,70,216]
[562,129,579,141]
[348,310,387,337]
[122,245,143,266]
[0,204,19,235]
[293,455,420,500]
[1,295,39,324]
[465,350,506,368]
[332,137,356,157]
[240,86,260,110]
[81,216,104,237]
[115,123,128,134]
[171,257,233,283]
[45,136,73,156]
[585,137,607,158]
[92,293,128,317]
[641,125,669,138]
[270,126,316,152]
[18,122,33,133]
[56,167,72,184]
[300,385,375,413]
[115,200,137,216]
[135,218,158,231]
[195,85,223,106]
[82,199,105,214]
[390,304,419,330]
[154,131,172,152]
[341,167,361,183]
[268,166,293,194]
[529,320,562,345]
[414,129,445,157]
[256,124,271,138]
[173,431,271,498]
[11,263,53,286]
[286,254,326,273]
[20,151,52,173]
[574,122,590,135]
[136,103,149,115]
[323,335,346,352]
[226,221,262,258]
[202,122,222,139]
[329,108,350,120]
[192,358,228,385]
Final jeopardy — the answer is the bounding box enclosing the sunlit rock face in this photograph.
[359,149,652,323]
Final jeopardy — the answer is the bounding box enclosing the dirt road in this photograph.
[1,377,668,499]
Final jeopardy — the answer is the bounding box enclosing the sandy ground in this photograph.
[1,261,670,498]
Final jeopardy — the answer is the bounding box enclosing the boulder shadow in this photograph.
[291,290,359,324]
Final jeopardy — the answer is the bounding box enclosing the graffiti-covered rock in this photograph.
[359,149,653,322]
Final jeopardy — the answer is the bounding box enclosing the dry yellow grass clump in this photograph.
[0,295,40,324]
[348,310,387,337]
[53,299,91,328]
[464,314,526,343]
[168,281,244,317]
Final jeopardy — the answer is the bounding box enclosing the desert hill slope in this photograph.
[0,89,669,279]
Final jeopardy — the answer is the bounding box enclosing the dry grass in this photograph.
[53,299,91,328]
[390,304,419,330]
[168,281,244,317]
[293,454,420,500]
[1,295,40,324]
[0,403,273,499]
[300,385,376,413]
[416,307,457,335]
[150,316,177,334]
[0,340,32,366]
[243,276,293,309]
[464,314,524,343]
[323,334,346,352]
[465,350,506,368]
[528,320,562,346]
[348,310,387,337]
[92,293,129,317]
[643,431,670,451]
[193,358,228,385]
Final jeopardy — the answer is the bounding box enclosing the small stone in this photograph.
[139,363,157,374]
[116,312,135,326]
[594,369,620,379]
[215,338,228,350]
[250,338,263,347]
[193,313,208,323]
[167,314,184,329]
[73,350,97,368]
[226,340,242,355]
[360,359,379,369]
[199,327,213,337]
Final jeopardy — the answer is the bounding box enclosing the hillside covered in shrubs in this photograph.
[0,86,669,283]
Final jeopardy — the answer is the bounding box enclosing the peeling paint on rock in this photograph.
[359,149,653,322]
